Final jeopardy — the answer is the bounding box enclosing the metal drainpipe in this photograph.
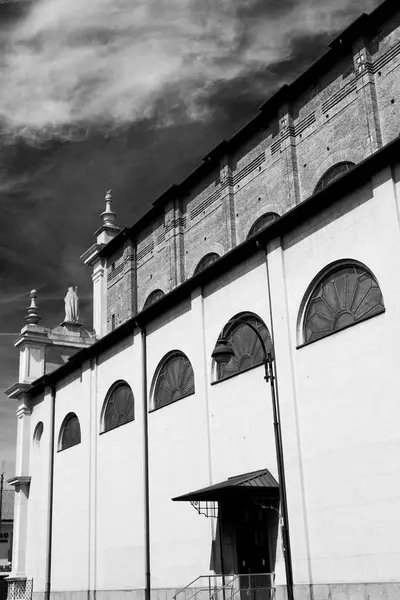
[263,244,295,600]
[45,382,56,600]
[139,323,151,600]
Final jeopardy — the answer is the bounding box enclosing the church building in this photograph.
[4,1,400,600]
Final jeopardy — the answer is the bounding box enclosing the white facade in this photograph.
[6,159,400,600]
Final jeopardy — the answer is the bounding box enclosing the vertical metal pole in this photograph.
[217,316,295,600]
[218,508,226,600]
[140,325,151,600]
[0,472,4,535]
[264,357,294,600]
[45,384,56,600]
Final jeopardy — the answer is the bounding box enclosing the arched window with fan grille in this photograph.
[246,213,279,239]
[152,352,195,410]
[301,262,385,345]
[102,381,135,433]
[143,289,165,310]
[58,413,81,451]
[193,253,220,276]
[314,162,355,194]
[214,312,273,381]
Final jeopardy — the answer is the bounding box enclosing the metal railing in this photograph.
[174,573,275,600]
[6,579,33,600]
[173,575,235,600]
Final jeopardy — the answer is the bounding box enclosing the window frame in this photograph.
[314,162,355,194]
[193,253,220,277]
[297,259,385,348]
[143,289,165,311]
[150,351,195,412]
[100,380,135,434]
[58,412,81,452]
[212,312,273,384]
[246,213,280,239]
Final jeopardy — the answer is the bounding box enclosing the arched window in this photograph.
[247,213,279,239]
[102,381,134,432]
[215,312,273,381]
[302,263,385,344]
[59,413,81,451]
[314,162,355,194]
[143,289,165,310]
[153,352,195,410]
[193,253,220,276]
[33,422,44,455]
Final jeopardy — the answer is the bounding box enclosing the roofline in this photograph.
[95,0,396,258]
[24,132,400,397]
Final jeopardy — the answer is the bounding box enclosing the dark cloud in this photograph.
[0,0,384,474]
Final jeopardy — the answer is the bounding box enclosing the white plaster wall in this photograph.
[203,254,276,482]
[51,370,91,591]
[202,254,289,585]
[277,166,400,584]
[96,336,146,591]
[146,298,213,589]
[26,393,51,591]
[20,164,400,595]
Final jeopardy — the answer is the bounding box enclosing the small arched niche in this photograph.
[143,289,165,310]
[246,213,279,239]
[193,253,220,277]
[314,162,355,194]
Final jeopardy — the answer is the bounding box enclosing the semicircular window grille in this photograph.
[247,213,279,239]
[154,353,195,409]
[216,313,273,380]
[103,382,135,432]
[193,253,220,276]
[314,162,355,194]
[143,289,165,310]
[303,264,384,344]
[59,413,81,451]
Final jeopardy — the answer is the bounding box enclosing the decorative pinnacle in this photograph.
[25,290,41,325]
[100,189,117,227]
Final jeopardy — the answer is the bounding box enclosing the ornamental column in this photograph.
[6,395,32,584]
[5,292,39,589]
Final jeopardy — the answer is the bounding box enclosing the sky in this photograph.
[0,0,382,483]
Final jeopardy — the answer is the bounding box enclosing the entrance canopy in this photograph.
[173,469,279,502]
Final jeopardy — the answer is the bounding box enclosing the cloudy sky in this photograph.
[0,0,382,482]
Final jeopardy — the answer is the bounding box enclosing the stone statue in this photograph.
[64,286,79,323]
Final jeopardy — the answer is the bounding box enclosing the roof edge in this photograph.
[24,132,400,396]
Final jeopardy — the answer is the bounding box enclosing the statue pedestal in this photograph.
[60,321,83,331]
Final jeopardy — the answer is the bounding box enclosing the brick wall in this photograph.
[104,5,400,332]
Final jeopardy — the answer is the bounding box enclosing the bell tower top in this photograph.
[80,188,122,338]
[95,189,121,245]
[100,190,117,229]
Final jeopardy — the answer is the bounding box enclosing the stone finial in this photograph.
[100,189,117,227]
[25,290,41,325]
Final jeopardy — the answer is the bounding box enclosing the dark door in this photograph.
[235,502,273,600]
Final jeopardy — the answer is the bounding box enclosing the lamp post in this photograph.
[212,318,294,600]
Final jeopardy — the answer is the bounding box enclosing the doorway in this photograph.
[220,498,277,600]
